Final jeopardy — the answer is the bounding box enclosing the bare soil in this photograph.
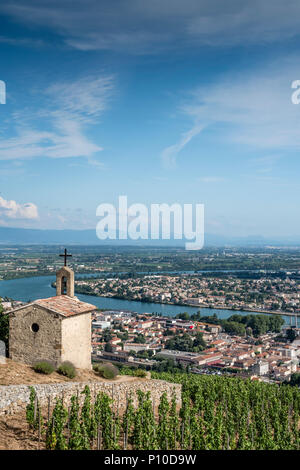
[0,360,141,450]
[0,409,41,450]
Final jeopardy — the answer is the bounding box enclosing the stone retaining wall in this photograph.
[0,379,182,415]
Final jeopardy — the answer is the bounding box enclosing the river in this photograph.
[0,274,291,324]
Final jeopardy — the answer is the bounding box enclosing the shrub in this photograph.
[93,363,102,373]
[93,362,118,379]
[33,360,55,375]
[134,369,147,378]
[57,361,76,379]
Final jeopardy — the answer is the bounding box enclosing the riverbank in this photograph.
[74,288,293,318]
[0,274,293,324]
[0,270,106,281]
[183,303,295,317]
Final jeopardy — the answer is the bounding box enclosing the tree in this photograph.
[191,311,201,321]
[134,334,146,344]
[129,350,137,357]
[289,373,300,387]
[105,342,113,352]
[286,328,297,342]
[221,320,245,336]
[165,332,206,353]
[163,329,174,336]
[193,332,206,351]
[165,333,194,352]
[176,312,190,321]
[0,298,9,354]
[117,331,129,341]
[267,315,284,333]
[102,329,113,342]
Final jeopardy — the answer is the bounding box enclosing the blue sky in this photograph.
[0,0,299,238]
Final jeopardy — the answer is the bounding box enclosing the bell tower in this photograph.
[9,246,96,370]
[56,249,74,297]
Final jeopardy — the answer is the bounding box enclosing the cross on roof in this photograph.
[59,248,72,267]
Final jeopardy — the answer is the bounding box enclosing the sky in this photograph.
[0,0,300,239]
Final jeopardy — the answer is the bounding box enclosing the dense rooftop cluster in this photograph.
[91,309,300,383]
[77,274,300,313]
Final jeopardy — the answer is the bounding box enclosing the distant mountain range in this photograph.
[0,226,299,247]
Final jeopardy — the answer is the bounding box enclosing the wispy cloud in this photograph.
[181,58,300,149]
[3,1,300,53]
[161,123,205,168]
[249,155,281,175]
[0,75,114,165]
[161,55,300,167]
[0,35,45,47]
[45,75,114,121]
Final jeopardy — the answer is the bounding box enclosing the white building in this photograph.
[92,320,112,330]
[253,360,269,376]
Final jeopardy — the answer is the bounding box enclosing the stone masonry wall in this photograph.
[9,305,62,367]
[0,379,182,415]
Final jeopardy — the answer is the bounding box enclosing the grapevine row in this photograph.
[25,373,300,450]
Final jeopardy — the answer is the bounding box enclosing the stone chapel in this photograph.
[9,250,97,370]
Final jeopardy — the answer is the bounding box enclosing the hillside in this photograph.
[1,226,299,246]
[0,359,138,386]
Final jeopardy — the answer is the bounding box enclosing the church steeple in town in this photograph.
[56,248,74,297]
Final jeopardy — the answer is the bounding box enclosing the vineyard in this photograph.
[24,372,300,450]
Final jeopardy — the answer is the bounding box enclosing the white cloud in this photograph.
[0,125,102,161]
[0,75,114,164]
[161,56,300,165]
[0,196,38,219]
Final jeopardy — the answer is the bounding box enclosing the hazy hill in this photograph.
[0,226,299,247]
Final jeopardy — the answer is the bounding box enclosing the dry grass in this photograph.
[0,359,137,386]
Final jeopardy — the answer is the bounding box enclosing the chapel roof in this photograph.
[9,295,97,318]
[34,295,97,317]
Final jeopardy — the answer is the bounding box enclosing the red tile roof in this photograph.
[34,295,97,317]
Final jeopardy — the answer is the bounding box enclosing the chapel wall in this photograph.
[9,305,62,367]
[61,313,92,369]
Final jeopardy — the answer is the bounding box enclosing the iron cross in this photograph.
[59,248,72,266]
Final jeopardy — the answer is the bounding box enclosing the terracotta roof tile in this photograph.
[34,295,97,317]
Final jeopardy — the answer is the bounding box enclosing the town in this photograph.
[76,272,300,314]
[90,308,300,384]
